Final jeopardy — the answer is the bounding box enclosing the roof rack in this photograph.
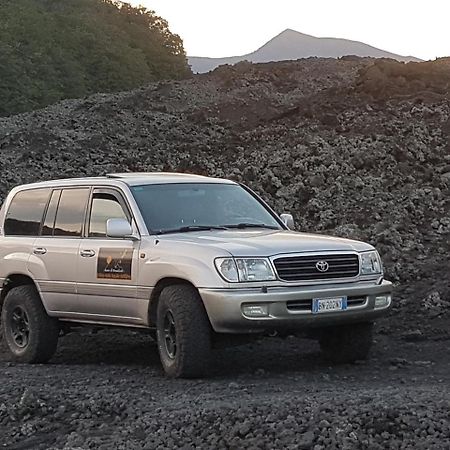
[106,173,153,178]
[106,172,205,179]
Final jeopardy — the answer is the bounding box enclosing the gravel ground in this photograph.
[1,323,450,449]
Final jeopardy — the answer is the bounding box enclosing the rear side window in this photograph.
[53,189,90,237]
[4,189,50,236]
[42,190,61,236]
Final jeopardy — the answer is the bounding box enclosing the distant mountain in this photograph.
[189,29,422,73]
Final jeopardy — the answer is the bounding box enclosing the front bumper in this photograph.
[200,280,393,333]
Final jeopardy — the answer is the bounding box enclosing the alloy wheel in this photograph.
[163,310,177,359]
[10,306,30,348]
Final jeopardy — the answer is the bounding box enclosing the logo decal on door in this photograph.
[97,248,133,280]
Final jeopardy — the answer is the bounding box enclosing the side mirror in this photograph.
[106,218,137,240]
[280,213,295,230]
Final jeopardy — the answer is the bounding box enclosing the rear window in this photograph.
[53,189,90,237]
[42,190,61,236]
[4,189,51,236]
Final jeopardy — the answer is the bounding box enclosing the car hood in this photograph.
[157,229,374,257]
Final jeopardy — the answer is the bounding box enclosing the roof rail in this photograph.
[106,173,154,178]
[106,172,205,179]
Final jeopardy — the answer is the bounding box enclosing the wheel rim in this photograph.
[10,306,30,348]
[163,311,177,359]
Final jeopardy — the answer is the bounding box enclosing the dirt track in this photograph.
[1,323,450,449]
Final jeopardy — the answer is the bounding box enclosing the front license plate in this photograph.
[312,296,347,314]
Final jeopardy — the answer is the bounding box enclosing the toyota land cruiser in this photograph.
[0,173,392,377]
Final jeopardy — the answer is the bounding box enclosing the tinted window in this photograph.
[54,189,90,237]
[89,192,128,237]
[42,190,61,236]
[4,189,50,236]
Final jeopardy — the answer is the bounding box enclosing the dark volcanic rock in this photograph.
[1,331,450,449]
[0,58,448,334]
[356,57,450,100]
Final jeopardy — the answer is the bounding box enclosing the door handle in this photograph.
[80,249,96,258]
[33,247,47,255]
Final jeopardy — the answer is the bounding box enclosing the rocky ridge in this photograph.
[1,57,449,333]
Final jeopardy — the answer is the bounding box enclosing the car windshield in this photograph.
[130,183,282,234]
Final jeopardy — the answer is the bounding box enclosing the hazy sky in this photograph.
[132,0,449,60]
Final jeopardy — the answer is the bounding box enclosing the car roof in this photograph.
[12,172,237,190]
[106,173,235,186]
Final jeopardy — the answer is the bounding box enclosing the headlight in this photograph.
[360,251,382,275]
[215,257,276,282]
[215,258,239,282]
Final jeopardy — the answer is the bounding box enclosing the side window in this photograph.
[89,191,129,238]
[42,190,61,236]
[53,189,90,237]
[4,189,50,236]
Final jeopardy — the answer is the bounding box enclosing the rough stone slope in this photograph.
[0,57,449,333]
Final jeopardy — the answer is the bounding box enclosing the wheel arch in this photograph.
[0,274,38,315]
[148,277,199,326]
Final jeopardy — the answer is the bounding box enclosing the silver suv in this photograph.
[0,173,392,377]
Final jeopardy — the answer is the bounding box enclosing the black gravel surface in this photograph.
[1,324,450,449]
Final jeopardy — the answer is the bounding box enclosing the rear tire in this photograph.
[156,284,211,378]
[1,285,60,363]
[319,322,373,364]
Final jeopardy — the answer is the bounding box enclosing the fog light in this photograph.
[375,295,391,309]
[242,304,269,317]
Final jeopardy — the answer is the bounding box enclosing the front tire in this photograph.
[1,285,60,363]
[319,322,373,364]
[156,284,211,378]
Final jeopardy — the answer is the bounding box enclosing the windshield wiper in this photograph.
[155,223,279,235]
[155,225,229,235]
[224,223,280,230]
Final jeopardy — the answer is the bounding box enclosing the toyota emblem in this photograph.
[316,260,329,272]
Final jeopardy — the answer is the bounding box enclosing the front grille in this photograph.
[274,253,359,282]
[286,296,367,312]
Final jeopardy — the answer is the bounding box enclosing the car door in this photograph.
[29,187,90,315]
[76,187,142,325]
